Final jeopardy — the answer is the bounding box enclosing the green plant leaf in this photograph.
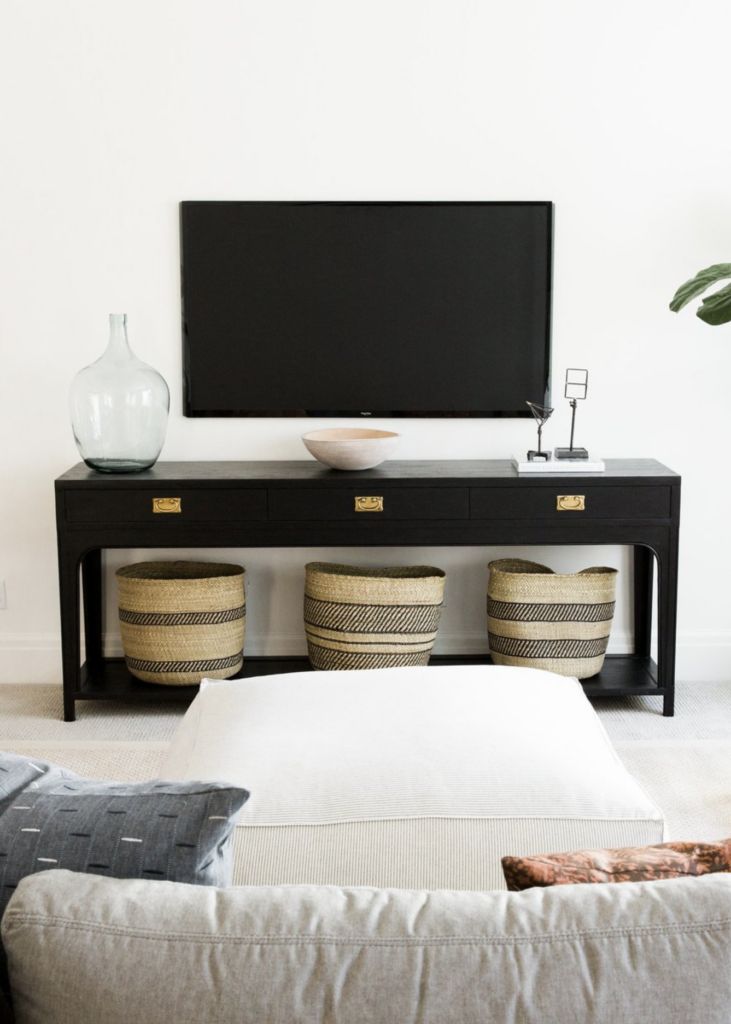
[697,281,731,325]
[669,263,731,314]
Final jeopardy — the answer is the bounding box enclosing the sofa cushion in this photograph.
[503,838,731,890]
[163,666,666,890]
[3,869,731,1024]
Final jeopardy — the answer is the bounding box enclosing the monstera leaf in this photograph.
[669,264,731,325]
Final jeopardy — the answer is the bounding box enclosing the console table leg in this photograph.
[656,534,679,718]
[58,548,81,722]
[81,549,103,671]
[633,545,654,658]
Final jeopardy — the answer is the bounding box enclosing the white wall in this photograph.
[1,0,729,682]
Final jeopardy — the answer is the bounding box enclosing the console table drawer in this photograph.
[269,487,469,521]
[471,485,672,520]
[64,488,267,523]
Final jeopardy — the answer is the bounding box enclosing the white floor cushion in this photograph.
[162,665,665,890]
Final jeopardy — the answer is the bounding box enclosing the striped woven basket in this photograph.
[487,559,617,679]
[304,562,446,671]
[116,561,245,685]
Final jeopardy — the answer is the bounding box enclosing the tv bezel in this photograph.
[181,200,553,418]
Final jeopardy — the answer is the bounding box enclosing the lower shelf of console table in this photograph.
[75,654,665,706]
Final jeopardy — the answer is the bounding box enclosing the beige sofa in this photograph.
[3,869,731,1023]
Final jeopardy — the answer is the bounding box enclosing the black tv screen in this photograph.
[181,201,552,417]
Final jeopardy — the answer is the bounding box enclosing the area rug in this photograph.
[2,745,728,848]
[1,682,729,845]
[615,741,730,841]
[1,741,168,782]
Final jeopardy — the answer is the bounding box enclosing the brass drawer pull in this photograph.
[354,496,384,513]
[557,494,585,511]
[152,497,182,514]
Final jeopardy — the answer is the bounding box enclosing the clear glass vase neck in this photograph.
[105,313,133,359]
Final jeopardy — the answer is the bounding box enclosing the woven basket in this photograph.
[116,561,245,685]
[487,558,618,679]
[304,562,446,671]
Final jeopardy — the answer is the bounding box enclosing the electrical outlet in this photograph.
[0,581,6,609]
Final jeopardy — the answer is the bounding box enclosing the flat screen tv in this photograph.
[181,201,552,417]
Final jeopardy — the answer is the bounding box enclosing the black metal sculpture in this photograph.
[526,401,553,462]
[555,369,589,460]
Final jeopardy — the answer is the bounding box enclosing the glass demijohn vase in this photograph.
[70,314,170,473]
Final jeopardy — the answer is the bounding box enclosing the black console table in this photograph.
[55,459,680,721]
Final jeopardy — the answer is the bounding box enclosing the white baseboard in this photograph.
[0,630,727,684]
[0,634,65,684]
[672,629,731,683]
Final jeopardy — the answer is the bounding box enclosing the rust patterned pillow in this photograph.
[502,839,731,891]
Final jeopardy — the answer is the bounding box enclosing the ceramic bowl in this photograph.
[302,428,400,470]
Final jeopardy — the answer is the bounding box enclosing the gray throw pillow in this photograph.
[0,752,249,916]
[0,751,249,1006]
[0,756,51,819]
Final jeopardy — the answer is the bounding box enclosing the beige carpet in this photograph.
[1,681,729,844]
[2,742,168,782]
[3,679,731,741]
[0,684,183,741]
[613,742,730,841]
